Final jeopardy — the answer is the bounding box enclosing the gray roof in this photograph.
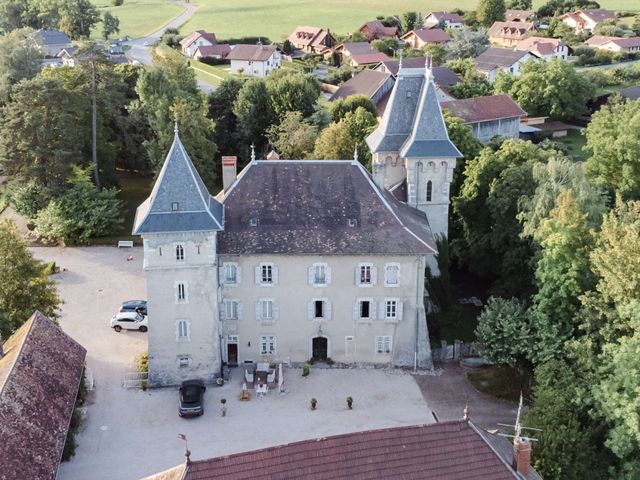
[227,44,277,62]
[217,160,436,256]
[474,47,532,72]
[330,70,392,101]
[133,130,223,235]
[366,66,462,159]
[35,29,71,46]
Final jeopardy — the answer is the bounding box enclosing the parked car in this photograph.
[179,380,206,417]
[119,300,147,316]
[111,312,148,332]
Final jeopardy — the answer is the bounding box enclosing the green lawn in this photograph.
[556,129,588,161]
[92,0,185,38]
[90,171,153,245]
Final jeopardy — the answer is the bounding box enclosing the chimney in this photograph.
[222,156,237,192]
[513,437,532,476]
[266,150,280,160]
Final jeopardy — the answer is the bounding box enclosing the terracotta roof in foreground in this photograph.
[0,312,86,480]
[147,421,538,480]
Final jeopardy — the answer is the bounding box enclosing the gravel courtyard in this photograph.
[31,247,433,480]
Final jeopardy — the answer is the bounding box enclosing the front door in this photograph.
[227,343,238,366]
[312,337,328,361]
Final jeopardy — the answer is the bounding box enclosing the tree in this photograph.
[584,97,640,199]
[0,76,84,195]
[444,27,489,60]
[330,94,377,122]
[449,70,493,99]
[102,11,120,39]
[57,0,100,39]
[0,28,41,104]
[342,106,377,165]
[401,11,418,34]
[537,0,601,18]
[265,70,320,118]
[371,37,398,56]
[233,78,274,157]
[422,43,445,65]
[313,120,355,161]
[266,111,318,159]
[34,166,122,244]
[443,111,483,198]
[208,78,243,162]
[494,59,595,120]
[507,0,532,8]
[0,220,60,338]
[477,0,506,26]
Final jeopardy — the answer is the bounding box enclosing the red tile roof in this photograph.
[517,36,566,56]
[180,30,217,48]
[227,44,278,62]
[350,52,390,65]
[403,28,451,44]
[426,11,464,24]
[195,44,231,58]
[288,26,335,50]
[585,35,617,46]
[359,20,398,40]
[156,421,528,480]
[488,21,535,41]
[442,94,527,123]
[505,9,534,22]
[0,312,86,480]
[579,8,616,23]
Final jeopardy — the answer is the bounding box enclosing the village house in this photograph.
[133,61,460,387]
[0,312,87,480]
[516,36,569,60]
[226,44,281,77]
[330,69,395,112]
[585,35,640,54]
[442,94,527,143]
[193,44,231,60]
[358,20,398,41]
[424,11,464,29]
[33,29,71,57]
[333,42,390,67]
[288,26,336,53]
[401,28,451,49]
[505,9,535,22]
[145,420,542,480]
[560,8,616,34]
[474,47,537,82]
[180,30,217,57]
[488,21,536,47]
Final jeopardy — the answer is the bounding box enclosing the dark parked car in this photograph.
[179,380,206,417]
[119,300,147,316]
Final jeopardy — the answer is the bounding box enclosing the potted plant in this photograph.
[302,363,310,377]
[310,397,317,410]
[140,379,148,391]
[220,398,227,417]
[347,396,353,409]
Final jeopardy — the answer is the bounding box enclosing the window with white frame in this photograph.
[385,264,400,287]
[308,299,331,320]
[357,263,376,286]
[224,300,239,320]
[259,335,276,355]
[375,336,392,354]
[176,319,190,341]
[256,299,277,322]
[354,299,375,321]
[175,244,185,261]
[176,282,187,303]
[223,263,239,285]
[311,263,328,285]
[177,354,191,367]
[256,263,276,285]
[385,299,398,320]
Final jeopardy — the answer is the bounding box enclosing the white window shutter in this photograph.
[237,266,242,284]
[307,301,314,320]
[273,301,280,320]
[355,266,360,285]
[370,301,377,320]
[326,266,332,285]
[371,267,378,285]
[353,301,359,320]
[238,302,244,320]
[379,301,386,319]
[397,301,403,321]
[396,266,400,286]
[254,266,261,285]
[308,267,314,285]
[219,303,226,320]
[326,301,332,320]
[255,301,262,321]
[218,266,225,283]
[273,266,279,284]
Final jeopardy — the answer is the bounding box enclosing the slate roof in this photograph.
[217,160,436,256]
[34,29,71,46]
[376,58,460,86]
[474,47,533,71]
[426,11,464,24]
[402,28,451,44]
[604,37,640,48]
[0,312,86,480]
[330,69,392,101]
[195,44,231,58]
[579,8,616,23]
[146,421,537,480]
[366,64,461,159]
[133,129,223,235]
[227,44,277,62]
[442,94,527,124]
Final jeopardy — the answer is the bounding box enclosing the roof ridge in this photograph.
[0,314,37,396]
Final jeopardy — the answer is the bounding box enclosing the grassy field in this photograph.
[92,0,184,38]
[556,129,588,161]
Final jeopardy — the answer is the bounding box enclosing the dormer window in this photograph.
[348,218,357,227]
[250,218,258,227]
[171,202,180,212]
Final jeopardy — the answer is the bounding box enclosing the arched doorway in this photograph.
[312,336,328,361]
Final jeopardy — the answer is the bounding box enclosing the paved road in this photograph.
[126,1,215,93]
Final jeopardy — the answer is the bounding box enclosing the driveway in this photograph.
[413,363,518,429]
[126,2,214,93]
[31,247,434,480]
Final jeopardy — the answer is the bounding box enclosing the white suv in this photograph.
[111,312,148,332]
